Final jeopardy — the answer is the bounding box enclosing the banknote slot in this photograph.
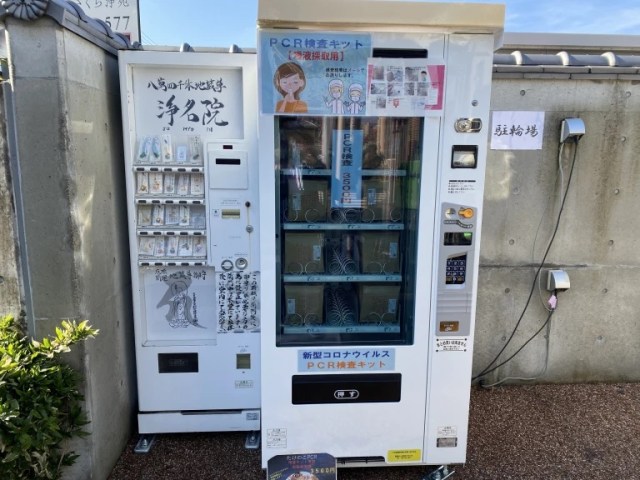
[221,208,241,219]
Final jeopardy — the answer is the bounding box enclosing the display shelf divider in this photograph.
[134,165,204,172]
[282,274,402,283]
[282,325,401,334]
[280,168,406,177]
[282,223,404,231]
[135,197,205,205]
[138,260,207,267]
[137,229,207,236]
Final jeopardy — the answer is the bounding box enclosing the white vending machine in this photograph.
[119,50,261,434]
[257,0,503,469]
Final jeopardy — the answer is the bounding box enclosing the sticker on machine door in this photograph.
[437,425,458,437]
[447,179,477,195]
[298,348,395,372]
[387,449,421,463]
[435,337,468,352]
[268,453,337,480]
[436,426,459,447]
[266,428,287,449]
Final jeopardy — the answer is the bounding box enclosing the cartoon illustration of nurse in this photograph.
[274,62,308,113]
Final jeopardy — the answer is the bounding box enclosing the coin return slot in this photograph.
[221,209,241,219]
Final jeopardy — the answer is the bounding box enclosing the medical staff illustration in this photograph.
[346,83,365,114]
[324,79,345,114]
[274,62,308,113]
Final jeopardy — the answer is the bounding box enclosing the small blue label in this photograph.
[331,130,363,208]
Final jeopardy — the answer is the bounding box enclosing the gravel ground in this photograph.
[109,383,640,479]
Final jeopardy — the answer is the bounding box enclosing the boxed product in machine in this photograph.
[362,177,403,222]
[286,178,329,222]
[358,284,401,323]
[283,284,325,325]
[284,233,325,274]
[358,231,400,274]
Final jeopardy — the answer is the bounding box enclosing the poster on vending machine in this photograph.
[216,271,260,333]
[267,453,337,480]
[259,31,371,116]
[142,268,217,343]
[366,58,445,116]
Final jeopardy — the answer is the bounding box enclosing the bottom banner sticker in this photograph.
[268,453,337,480]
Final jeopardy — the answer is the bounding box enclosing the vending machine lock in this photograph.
[454,118,482,133]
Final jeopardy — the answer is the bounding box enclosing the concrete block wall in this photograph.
[3,17,136,479]
[0,87,22,317]
[475,77,640,384]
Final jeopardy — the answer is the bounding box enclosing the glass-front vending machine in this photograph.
[258,0,504,470]
[119,50,261,435]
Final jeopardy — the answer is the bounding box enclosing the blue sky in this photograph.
[139,0,640,47]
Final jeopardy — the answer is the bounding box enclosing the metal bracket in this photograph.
[245,430,260,450]
[423,465,454,480]
[133,434,156,454]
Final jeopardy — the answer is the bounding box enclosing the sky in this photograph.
[139,0,640,48]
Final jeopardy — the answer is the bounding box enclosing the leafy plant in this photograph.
[0,315,98,479]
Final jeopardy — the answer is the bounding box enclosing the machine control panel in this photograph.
[436,203,477,337]
[207,143,257,272]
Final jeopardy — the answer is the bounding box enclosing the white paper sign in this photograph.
[143,267,216,343]
[71,0,140,43]
[491,111,545,150]
[132,66,244,139]
[216,271,260,333]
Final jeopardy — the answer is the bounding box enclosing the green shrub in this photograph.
[0,315,98,479]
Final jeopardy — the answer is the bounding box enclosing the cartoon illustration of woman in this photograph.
[274,62,308,113]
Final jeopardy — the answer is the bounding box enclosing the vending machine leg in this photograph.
[423,465,454,480]
[133,434,156,454]
[244,430,260,450]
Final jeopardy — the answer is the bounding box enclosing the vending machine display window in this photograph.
[275,116,423,347]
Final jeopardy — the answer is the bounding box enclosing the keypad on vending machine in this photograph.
[446,254,467,284]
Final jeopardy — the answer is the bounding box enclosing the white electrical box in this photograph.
[119,50,261,433]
